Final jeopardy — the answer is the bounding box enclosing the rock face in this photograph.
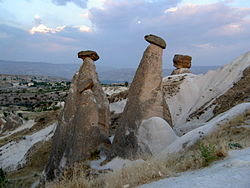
[171,54,192,75]
[111,35,172,159]
[45,51,110,180]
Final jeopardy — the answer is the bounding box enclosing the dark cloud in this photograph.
[88,1,250,67]
[51,0,87,8]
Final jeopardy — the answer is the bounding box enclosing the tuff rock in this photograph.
[171,68,191,75]
[111,35,172,159]
[45,51,110,180]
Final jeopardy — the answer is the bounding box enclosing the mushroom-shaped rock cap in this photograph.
[78,50,99,61]
[144,34,166,49]
[173,54,192,69]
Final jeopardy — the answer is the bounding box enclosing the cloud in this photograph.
[89,0,181,31]
[51,0,87,8]
[164,7,178,13]
[29,15,67,35]
[192,43,216,49]
[77,25,92,32]
[87,0,250,67]
[79,11,89,19]
[0,24,84,63]
[29,24,66,34]
[1,0,250,68]
[33,14,42,25]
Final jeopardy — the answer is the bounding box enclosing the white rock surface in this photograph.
[109,99,127,114]
[0,120,35,140]
[139,147,250,188]
[103,86,128,96]
[138,117,178,155]
[164,51,250,128]
[0,123,57,171]
[157,102,250,158]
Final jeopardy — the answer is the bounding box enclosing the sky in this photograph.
[0,0,250,68]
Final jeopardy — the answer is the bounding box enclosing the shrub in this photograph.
[0,168,9,188]
[228,143,243,149]
[17,113,23,118]
[198,143,218,166]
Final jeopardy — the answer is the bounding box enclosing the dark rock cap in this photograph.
[78,50,99,61]
[144,34,166,49]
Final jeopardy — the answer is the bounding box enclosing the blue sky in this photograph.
[0,0,250,68]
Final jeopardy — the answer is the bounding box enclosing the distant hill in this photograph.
[0,60,219,83]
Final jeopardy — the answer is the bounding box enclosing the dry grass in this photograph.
[47,110,250,188]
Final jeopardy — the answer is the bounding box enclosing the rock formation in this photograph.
[45,50,110,181]
[2,113,23,133]
[137,117,178,155]
[163,51,250,135]
[111,34,172,159]
[171,54,192,75]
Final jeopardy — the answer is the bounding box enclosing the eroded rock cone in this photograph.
[111,35,172,159]
[171,54,192,75]
[45,51,110,181]
[171,68,191,75]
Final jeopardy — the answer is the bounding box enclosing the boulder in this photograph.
[78,50,100,61]
[145,34,166,49]
[111,35,172,159]
[45,51,110,181]
[171,68,191,75]
[173,54,192,69]
[138,117,178,155]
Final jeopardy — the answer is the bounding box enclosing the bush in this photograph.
[17,113,23,118]
[228,143,243,149]
[199,143,218,166]
[0,168,9,188]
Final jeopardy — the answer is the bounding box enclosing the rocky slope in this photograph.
[0,45,249,188]
[163,51,250,135]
